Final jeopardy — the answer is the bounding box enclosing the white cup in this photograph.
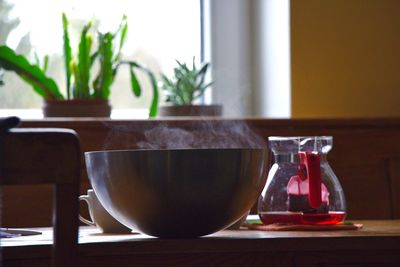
[79,189,132,234]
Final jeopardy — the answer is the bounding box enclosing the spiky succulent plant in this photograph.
[161,58,212,105]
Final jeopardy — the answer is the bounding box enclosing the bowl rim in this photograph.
[85,147,268,155]
[268,136,332,141]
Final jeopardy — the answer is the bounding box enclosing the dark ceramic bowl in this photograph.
[85,148,268,238]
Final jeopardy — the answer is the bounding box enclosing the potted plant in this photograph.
[158,58,222,117]
[0,14,158,117]
[0,67,4,86]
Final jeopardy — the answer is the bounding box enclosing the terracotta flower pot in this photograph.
[43,99,111,118]
[158,104,223,117]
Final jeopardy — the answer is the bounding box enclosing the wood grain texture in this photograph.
[0,129,80,267]
[3,118,400,228]
[2,221,400,267]
[387,157,400,219]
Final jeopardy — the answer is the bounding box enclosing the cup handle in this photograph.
[79,195,96,226]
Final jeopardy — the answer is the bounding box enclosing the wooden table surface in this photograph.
[2,220,400,267]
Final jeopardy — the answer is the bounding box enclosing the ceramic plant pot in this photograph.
[158,104,223,117]
[43,99,111,118]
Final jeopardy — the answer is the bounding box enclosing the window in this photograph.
[201,0,290,117]
[0,0,201,118]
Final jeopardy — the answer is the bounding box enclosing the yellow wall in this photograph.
[291,0,400,118]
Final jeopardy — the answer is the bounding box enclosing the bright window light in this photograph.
[0,0,201,118]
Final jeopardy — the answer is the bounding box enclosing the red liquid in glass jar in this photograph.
[259,211,346,225]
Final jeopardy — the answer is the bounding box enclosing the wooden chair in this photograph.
[0,128,80,267]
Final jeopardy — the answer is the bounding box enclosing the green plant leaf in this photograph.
[197,63,209,82]
[129,65,141,97]
[192,57,196,71]
[160,59,212,105]
[193,81,213,100]
[33,51,40,66]
[62,13,73,99]
[0,45,63,99]
[32,53,50,98]
[0,68,4,86]
[42,55,49,73]
[176,60,189,72]
[90,51,98,67]
[128,62,159,117]
[70,60,80,98]
[93,32,114,99]
[146,70,159,117]
[113,15,128,63]
[33,52,49,73]
[161,74,178,104]
[77,21,93,98]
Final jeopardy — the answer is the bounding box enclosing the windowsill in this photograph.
[0,109,149,120]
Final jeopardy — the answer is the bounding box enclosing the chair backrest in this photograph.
[0,128,80,267]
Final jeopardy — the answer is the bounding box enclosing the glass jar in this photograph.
[258,136,346,225]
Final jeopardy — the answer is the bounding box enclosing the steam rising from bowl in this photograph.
[87,120,268,237]
[102,120,267,150]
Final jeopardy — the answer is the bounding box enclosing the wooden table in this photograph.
[2,220,400,267]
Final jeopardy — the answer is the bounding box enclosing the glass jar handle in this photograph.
[299,151,322,208]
